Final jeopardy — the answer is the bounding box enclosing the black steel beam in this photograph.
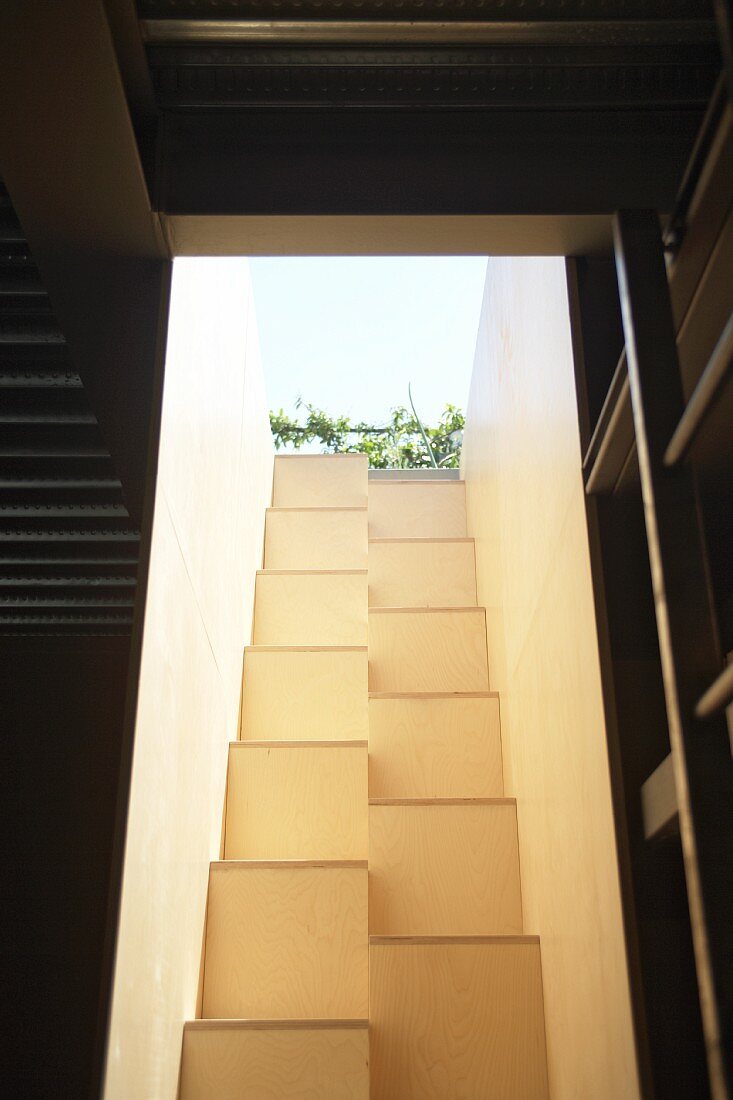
[713,0,733,98]
[159,106,705,216]
[145,41,717,109]
[141,17,717,46]
[137,1,714,18]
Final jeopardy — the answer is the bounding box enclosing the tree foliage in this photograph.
[270,398,464,469]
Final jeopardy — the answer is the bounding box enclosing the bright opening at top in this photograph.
[250,257,488,469]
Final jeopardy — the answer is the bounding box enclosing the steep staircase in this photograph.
[179,454,549,1098]
[0,181,139,635]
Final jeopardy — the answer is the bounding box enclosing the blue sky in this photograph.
[249,257,487,429]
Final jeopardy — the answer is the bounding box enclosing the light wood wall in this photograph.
[103,259,273,1100]
[461,257,639,1098]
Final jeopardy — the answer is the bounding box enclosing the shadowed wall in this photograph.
[103,259,273,1100]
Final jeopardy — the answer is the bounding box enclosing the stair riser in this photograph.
[368,481,466,539]
[369,696,503,799]
[369,609,489,693]
[273,454,368,508]
[180,1027,369,1100]
[241,648,368,741]
[369,803,522,936]
[370,942,549,1099]
[226,745,368,860]
[253,572,368,646]
[202,866,368,1020]
[369,538,476,607]
[265,509,367,570]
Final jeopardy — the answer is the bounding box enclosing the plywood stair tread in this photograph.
[369,536,473,543]
[185,1019,369,1031]
[211,859,369,870]
[369,690,498,698]
[246,645,368,652]
[370,479,465,485]
[269,507,368,513]
[369,605,483,614]
[370,935,540,945]
[257,568,368,575]
[231,739,368,749]
[369,797,515,806]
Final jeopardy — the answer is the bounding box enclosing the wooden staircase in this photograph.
[179,455,549,1099]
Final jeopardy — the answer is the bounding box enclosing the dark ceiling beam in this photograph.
[141,17,716,46]
[103,0,159,140]
[136,0,712,17]
[145,44,716,111]
[0,1,169,524]
[159,107,706,220]
[713,0,733,94]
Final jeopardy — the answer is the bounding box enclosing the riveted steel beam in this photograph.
[141,17,717,46]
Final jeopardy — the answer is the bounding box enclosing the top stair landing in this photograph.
[273,454,368,508]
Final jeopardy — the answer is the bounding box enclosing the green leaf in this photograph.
[269,398,464,469]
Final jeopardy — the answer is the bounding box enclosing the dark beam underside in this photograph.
[136,1,713,18]
[146,42,717,109]
[159,106,705,217]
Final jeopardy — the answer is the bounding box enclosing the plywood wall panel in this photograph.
[460,256,639,1098]
[104,260,274,1100]
[104,504,228,1100]
[152,262,273,737]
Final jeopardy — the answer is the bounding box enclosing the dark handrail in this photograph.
[584,349,635,495]
[664,311,733,467]
[695,661,733,720]
[663,73,728,254]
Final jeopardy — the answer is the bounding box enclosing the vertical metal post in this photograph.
[613,210,733,1099]
[713,0,733,101]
